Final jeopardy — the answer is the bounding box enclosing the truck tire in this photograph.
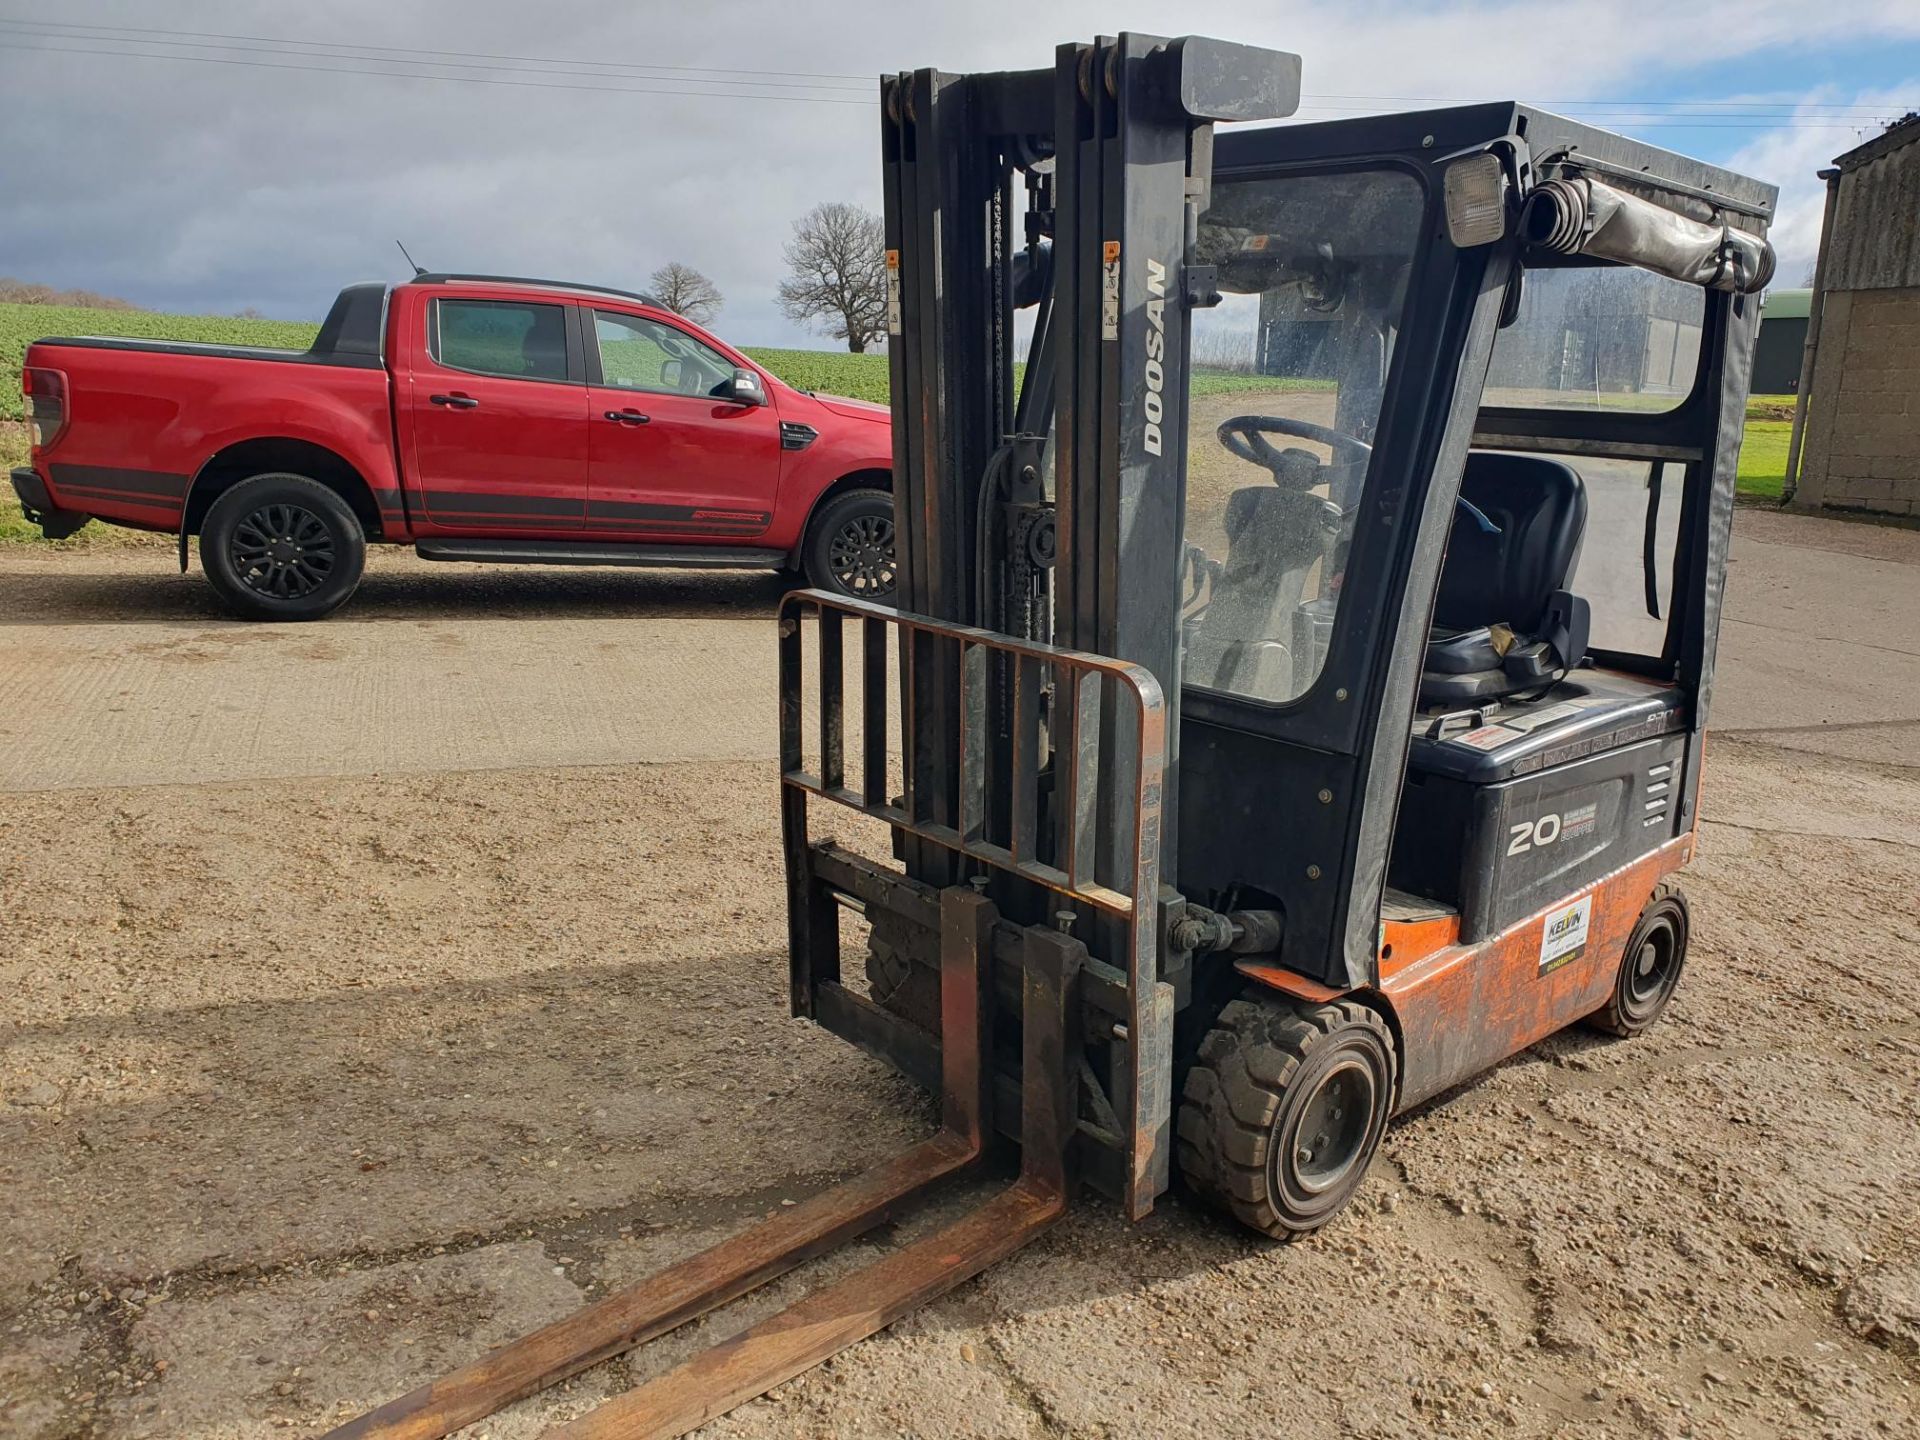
[200,472,366,622]
[802,488,896,601]
[1178,994,1396,1240]
[1586,880,1689,1037]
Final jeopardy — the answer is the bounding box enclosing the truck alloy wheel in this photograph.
[200,472,367,621]
[804,489,897,600]
[229,502,336,600]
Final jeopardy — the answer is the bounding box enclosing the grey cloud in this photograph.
[2,0,1913,342]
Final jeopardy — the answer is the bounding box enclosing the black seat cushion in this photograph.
[1432,454,1588,637]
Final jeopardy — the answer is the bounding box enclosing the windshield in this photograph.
[1183,167,1426,705]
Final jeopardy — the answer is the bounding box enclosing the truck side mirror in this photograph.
[715,368,767,406]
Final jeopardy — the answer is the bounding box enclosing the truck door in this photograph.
[406,296,591,532]
[584,309,781,541]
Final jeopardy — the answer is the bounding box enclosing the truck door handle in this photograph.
[431,393,480,409]
[603,409,651,425]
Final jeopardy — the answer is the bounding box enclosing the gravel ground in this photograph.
[2,517,1917,1439]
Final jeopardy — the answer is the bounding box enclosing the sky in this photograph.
[1,1,1916,347]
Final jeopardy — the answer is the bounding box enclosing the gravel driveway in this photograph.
[2,517,1916,1439]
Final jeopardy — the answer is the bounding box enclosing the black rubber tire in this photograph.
[1586,880,1690,1037]
[200,472,365,622]
[1178,993,1397,1240]
[802,488,897,601]
[864,909,940,1034]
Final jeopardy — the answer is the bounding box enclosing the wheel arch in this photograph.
[179,437,382,570]
[1233,964,1407,1116]
[787,467,893,569]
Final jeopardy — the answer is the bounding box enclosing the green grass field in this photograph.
[1735,418,1793,500]
[1,302,1799,543]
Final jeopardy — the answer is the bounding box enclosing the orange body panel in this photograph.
[1378,910,1462,981]
[1236,833,1695,1112]
[1232,961,1346,1004]
[1381,834,1693,1109]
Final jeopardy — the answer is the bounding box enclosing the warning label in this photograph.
[1101,241,1121,339]
[1453,725,1514,751]
[1538,894,1593,976]
[885,249,903,337]
[1499,701,1584,734]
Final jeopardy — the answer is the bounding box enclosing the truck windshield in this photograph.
[1183,167,1426,705]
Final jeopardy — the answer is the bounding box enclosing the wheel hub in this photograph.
[828,513,897,597]
[231,502,335,600]
[1289,1058,1375,1195]
[1627,924,1676,1006]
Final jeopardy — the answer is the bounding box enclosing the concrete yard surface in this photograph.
[2,511,1918,1439]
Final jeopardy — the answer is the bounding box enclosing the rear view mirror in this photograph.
[715,367,767,406]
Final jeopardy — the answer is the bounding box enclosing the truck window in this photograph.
[593,311,733,397]
[433,299,570,383]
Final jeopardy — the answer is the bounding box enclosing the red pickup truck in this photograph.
[12,274,897,619]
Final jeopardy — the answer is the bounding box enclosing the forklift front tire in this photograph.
[1178,994,1396,1240]
[1586,880,1690,1037]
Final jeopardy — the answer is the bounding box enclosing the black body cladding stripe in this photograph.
[421,491,767,531]
[50,464,189,504]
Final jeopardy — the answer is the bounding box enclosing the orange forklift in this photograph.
[335,32,1775,1439]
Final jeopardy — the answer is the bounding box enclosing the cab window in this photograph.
[1484,265,1705,412]
[432,299,570,382]
[593,311,735,397]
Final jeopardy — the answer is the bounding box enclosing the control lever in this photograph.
[1424,708,1490,741]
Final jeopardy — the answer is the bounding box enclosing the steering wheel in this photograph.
[1217,414,1373,480]
[1217,414,1504,535]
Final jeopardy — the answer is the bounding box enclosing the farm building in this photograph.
[1786,114,1920,517]
[1753,288,1809,394]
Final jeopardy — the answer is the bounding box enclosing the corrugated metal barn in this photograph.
[1787,114,1920,517]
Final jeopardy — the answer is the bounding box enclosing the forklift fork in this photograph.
[328,886,1082,1440]
[326,592,1161,1438]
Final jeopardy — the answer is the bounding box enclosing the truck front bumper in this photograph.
[10,466,91,540]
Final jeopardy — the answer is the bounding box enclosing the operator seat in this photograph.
[1420,453,1592,705]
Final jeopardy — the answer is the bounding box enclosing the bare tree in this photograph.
[0,277,138,309]
[649,261,723,324]
[778,203,887,353]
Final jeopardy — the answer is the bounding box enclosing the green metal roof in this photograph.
[1762,288,1811,319]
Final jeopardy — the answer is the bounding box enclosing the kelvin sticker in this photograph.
[1538,894,1593,976]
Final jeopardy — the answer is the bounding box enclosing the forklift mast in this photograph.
[883,36,1299,870]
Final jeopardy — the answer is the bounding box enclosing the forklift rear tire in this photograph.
[1178,994,1396,1240]
[1586,880,1690,1037]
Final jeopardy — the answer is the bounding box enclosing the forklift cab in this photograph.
[782,42,1775,1244]
[1174,107,1772,1038]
